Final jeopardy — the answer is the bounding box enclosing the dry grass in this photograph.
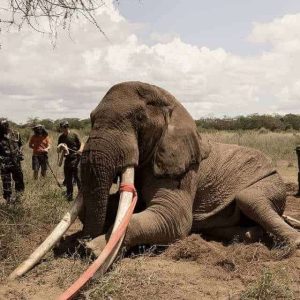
[0,132,70,279]
[0,130,299,298]
[241,267,295,300]
[204,131,300,163]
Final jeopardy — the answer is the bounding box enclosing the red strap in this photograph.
[58,184,137,300]
[119,183,136,195]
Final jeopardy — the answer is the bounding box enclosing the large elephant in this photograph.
[10,81,300,280]
[79,81,300,251]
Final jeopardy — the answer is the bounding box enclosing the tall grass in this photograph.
[204,131,300,163]
[0,131,71,278]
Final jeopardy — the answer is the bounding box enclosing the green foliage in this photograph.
[6,113,300,133]
[197,114,300,131]
[18,117,91,132]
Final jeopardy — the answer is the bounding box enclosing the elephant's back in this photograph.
[193,142,277,223]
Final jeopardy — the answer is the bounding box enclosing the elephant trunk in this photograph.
[80,127,139,238]
[81,149,116,238]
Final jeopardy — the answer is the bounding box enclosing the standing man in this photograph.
[57,120,82,201]
[29,125,51,179]
[0,119,25,204]
[296,145,300,196]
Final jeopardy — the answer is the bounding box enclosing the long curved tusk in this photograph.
[96,167,135,273]
[9,193,83,280]
[85,168,135,273]
[58,167,136,300]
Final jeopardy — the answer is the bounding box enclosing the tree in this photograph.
[1,0,109,39]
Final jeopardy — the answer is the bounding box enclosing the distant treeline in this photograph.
[196,114,300,131]
[16,117,91,131]
[7,114,300,133]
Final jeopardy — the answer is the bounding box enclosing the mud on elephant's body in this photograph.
[80,81,300,252]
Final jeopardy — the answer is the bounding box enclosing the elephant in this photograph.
[10,81,300,281]
[77,81,300,253]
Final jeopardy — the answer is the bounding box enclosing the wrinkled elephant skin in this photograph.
[80,81,300,252]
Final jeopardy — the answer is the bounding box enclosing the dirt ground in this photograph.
[0,164,299,300]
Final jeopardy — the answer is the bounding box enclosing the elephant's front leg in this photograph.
[85,189,193,255]
[124,188,193,247]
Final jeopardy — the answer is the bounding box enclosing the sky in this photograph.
[1,0,300,123]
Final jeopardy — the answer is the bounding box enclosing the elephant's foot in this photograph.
[271,233,300,259]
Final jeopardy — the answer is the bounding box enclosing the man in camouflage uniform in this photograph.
[0,119,25,204]
[296,145,300,196]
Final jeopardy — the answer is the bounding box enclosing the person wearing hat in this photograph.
[57,120,83,201]
[29,124,51,180]
[296,145,300,196]
[0,118,24,204]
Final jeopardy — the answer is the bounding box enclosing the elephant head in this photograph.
[80,81,211,238]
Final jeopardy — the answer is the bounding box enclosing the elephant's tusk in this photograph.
[58,167,136,300]
[282,214,300,230]
[57,143,69,167]
[9,193,83,280]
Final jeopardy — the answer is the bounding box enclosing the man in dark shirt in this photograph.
[57,120,82,201]
[0,119,24,204]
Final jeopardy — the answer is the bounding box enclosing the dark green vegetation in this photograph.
[6,113,300,135]
[196,114,300,131]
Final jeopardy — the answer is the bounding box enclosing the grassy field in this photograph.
[0,129,299,299]
[204,130,300,164]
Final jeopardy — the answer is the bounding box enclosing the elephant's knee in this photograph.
[236,190,272,221]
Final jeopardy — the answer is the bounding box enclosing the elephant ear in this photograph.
[153,105,211,178]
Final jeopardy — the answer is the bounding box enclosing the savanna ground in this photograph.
[0,130,300,300]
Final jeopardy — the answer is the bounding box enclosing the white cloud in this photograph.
[1,2,300,123]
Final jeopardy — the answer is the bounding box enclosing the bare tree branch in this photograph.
[0,0,111,41]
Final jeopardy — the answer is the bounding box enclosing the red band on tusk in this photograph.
[119,183,136,195]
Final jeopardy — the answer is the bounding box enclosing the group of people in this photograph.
[0,119,83,204]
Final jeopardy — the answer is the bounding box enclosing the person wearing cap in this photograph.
[29,124,51,180]
[296,145,300,196]
[57,120,83,201]
[0,118,24,204]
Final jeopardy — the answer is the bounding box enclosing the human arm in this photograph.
[43,136,51,152]
[75,134,83,155]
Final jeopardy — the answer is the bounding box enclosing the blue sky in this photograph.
[118,0,300,54]
[1,0,300,122]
